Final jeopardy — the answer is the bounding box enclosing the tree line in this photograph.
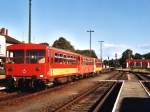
[42,37,97,58]
[104,49,150,68]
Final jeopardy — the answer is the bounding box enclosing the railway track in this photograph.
[52,81,122,112]
[135,73,149,80]
[0,71,125,112]
[0,72,111,105]
[137,73,150,95]
[0,81,81,106]
[108,71,128,80]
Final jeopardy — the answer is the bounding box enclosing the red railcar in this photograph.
[6,43,102,90]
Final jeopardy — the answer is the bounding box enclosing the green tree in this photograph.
[133,53,142,59]
[52,37,75,52]
[120,49,133,68]
[52,37,98,58]
[103,59,120,68]
[76,50,97,58]
[143,53,150,59]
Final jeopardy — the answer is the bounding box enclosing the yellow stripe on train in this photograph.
[51,68,78,76]
[48,67,102,76]
[96,67,102,71]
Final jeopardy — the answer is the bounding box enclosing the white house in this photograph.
[0,28,21,68]
[0,35,6,58]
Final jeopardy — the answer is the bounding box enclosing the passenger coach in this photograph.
[5,43,102,90]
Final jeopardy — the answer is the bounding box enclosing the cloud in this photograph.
[102,43,131,59]
[104,43,128,49]
[102,43,150,60]
[137,44,150,50]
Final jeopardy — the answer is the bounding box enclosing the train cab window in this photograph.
[7,50,24,64]
[26,50,45,64]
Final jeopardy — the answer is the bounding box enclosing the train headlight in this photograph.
[14,77,17,81]
[40,75,43,78]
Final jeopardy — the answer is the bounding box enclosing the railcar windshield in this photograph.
[26,50,45,64]
[7,50,46,64]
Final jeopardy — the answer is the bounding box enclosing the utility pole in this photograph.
[115,53,117,68]
[98,41,104,60]
[28,0,32,43]
[87,30,94,56]
[108,56,110,69]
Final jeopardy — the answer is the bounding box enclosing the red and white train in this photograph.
[5,43,102,90]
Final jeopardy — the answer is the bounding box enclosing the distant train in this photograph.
[5,43,102,90]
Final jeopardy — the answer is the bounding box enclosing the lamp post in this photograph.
[87,30,94,56]
[98,41,104,60]
[28,0,32,43]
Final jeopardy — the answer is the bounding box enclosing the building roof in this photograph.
[5,35,21,44]
[0,28,21,44]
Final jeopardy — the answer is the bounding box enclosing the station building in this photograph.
[126,59,150,69]
[0,28,21,69]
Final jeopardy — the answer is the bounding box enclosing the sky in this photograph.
[0,0,150,59]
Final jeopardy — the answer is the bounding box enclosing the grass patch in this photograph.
[130,69,150,74]
[0,69,5,75]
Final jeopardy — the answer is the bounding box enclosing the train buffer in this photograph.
[112,81,150,112]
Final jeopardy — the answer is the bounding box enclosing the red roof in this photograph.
[127,59,150,63]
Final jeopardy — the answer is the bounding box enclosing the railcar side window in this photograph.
[26,50,45,64]
[55,53,59,63]
[54,53,77,65]
[7,50,24,64]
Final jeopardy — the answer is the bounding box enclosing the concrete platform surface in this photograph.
[113,81,150,112]
[0,75,5,79]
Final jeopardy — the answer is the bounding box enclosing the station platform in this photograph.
[0,75,5,79]
[113,81,150,112]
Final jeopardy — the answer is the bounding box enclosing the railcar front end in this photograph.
[6,44,49,90]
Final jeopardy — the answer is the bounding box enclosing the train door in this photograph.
[47,49,53,77]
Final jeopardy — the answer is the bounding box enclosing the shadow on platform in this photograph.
[119,97,150,112]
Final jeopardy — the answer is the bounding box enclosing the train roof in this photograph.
[49,47,100,61]
[49,46,85,57]
[7,43,48,50]
[7,43,101,60]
